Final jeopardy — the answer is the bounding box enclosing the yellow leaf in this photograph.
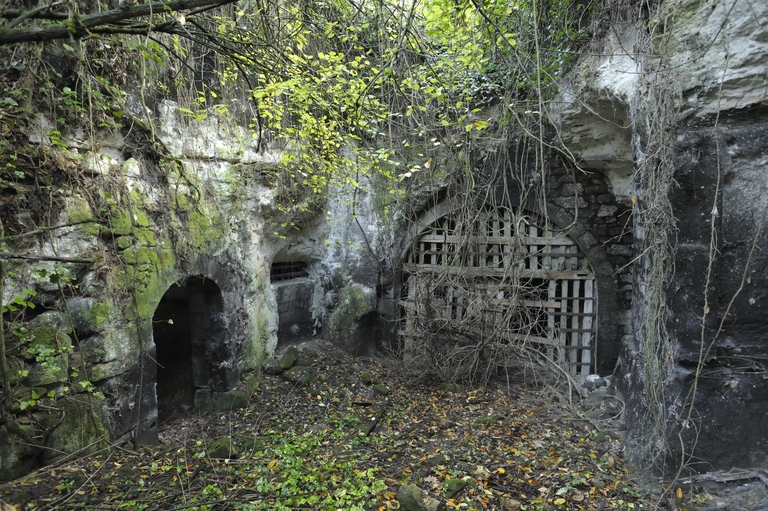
[554,498,566,505]
[496,467,506,474]
[676,487,683,499]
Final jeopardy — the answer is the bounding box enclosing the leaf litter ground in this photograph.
[2,341,651,511]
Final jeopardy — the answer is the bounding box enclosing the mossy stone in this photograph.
[372,383,389,396]
[29,310,74,334]
[237,436,265,454]
[334,287,374,325]
[65,195,94,223]
[134,210,151,227]
[213,391,249,412]
[99,329,140,365]
[87,300,114,330]
[108,208,132,236]
[89,361,125,382]
[242,308,271,373]
[10,386,46,412]
[7,356,28,384]
[326,285,376,353]
[43,396,109,465]
[116,236,133,249]
[65,196,100,236]
[397,484,439,511]
[129,188,145,204]
[208,437,235,459]
[134,228,157,246]
[27,354,68,386]
[66,297,114,335]
[123,247,159,265]
[0,423,40,482]
[24,324,72,360]
[122,158,141,178]
[444,477,475,492]
[279,346,299,370]
[187,208,225,249]
[244,373,261,393]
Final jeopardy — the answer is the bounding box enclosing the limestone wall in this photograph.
[0,99,284,480]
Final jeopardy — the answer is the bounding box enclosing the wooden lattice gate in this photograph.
[401,207,597,375]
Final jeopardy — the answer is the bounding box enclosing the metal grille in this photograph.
[402,208,596,375]
[270,261,309,282]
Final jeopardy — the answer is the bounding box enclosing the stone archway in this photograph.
[152,276,228,421]
[401,206,598,375]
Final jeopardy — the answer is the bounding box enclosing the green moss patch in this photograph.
[42,396,110,465]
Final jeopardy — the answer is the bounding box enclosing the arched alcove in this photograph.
[401,205,599,375]
[270,260,317,346]
[152,276,228,422]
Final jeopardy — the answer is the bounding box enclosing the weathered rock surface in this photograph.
[397,484,440,511]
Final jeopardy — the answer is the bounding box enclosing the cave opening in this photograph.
[152,276,226,422]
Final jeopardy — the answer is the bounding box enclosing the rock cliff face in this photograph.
[553,0,768,473]
[0,95,289,479]
[0,81,397,479]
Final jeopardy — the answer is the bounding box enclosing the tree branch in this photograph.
[4,2,67,29]
[0,0,237,45]
[0,253,96,264]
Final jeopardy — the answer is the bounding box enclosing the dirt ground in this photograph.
[1,340,761,511]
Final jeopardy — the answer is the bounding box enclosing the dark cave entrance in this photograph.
[153,276,226,422]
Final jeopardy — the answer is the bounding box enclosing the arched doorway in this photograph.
[401,206,597,375]
[152,276,227,421]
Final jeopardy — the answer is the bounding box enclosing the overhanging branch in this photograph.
[0,0,237,45]
[0,253,96,264]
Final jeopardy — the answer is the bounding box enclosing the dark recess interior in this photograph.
[153,277,225,423]
[271,261,309,282]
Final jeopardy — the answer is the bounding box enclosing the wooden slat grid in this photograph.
[403,209,596,375]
